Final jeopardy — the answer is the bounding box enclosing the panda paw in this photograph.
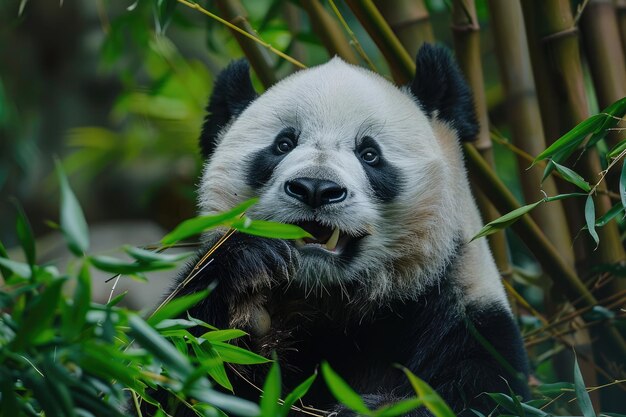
[206,232,299,293]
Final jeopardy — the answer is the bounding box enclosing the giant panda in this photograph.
[157,44,529,416]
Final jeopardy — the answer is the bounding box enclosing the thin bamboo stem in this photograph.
[345,0,415,84]
[298,0,359,64]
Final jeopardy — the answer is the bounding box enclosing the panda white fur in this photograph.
[154,44,529,416]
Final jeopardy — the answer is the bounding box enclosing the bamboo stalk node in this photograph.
[541,26,579,43]
[451,22,480,32]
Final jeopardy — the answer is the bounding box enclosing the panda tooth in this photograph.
[325,228,340,251]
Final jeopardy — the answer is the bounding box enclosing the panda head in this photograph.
[198,44,479,301]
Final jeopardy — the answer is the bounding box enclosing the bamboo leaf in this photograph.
[162,198,258,245]
[589,97,626,148]
[321,361,371,415]
[90,255,177,274]
[279,373,317,417]
[13,278,64,349]
[620,161,626,215]
[65,261,92,338]
[595,203,624,227]
[0,241,11,280]
[0,257,32,279]
[13,202,36,266]
[585,196,599,249]
[471,201,543,241]
[128,315,193,378]
[155,0,177,34]
[201,329,248,342]
[211,341,270,365]
[374,398,423,417]
[260,361,281,417]
[533,114,604,163]
[607,139,626,159]
[231,218,312,239]
[147,289,210,326]
[574,355,597,417]
[551,161,591,192]
[401,367,455,417]
[55,160,90,256]
[124,246,193,264]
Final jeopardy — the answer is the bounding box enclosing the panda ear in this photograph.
[200,59,258,159]
[409,44,478,142]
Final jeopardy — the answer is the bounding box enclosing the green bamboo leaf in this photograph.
[0,241,10,280]
[162,198,259,245]
[188,386,260,417]
[321,361,371,415]
[128,315,193,378]
[533,114,604,163]
[201,329,248,342]
[13,278,64,349]
[401,367,455,417]
[260,361,281,417]
[106,290,128,306]
[279,373,317,417]
[595,203,624,227]
[90,255,176,274]
[589,97,626,148]
[13,202,36,266]
[155,0,177,34]
[147,289,210,326]
[620,162,626,215]
[65,261,91,338]
[124,246,193,264]
[374,398,423,417]
[0,370,18,417]
[551,161,591,192]
[536,382,575,396]
[231,218,312,239]
[585,196,599,249]
[191,343,233,392]
[544,193,588,202]
[471,201,543,242]
[607,139,626,159]
[574,355,597,417]
[211,341,270,365]
[0,257,32,279]
[55,160,90,256]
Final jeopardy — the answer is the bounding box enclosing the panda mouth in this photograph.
[293,221,362,254]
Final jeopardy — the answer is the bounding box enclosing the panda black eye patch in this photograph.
[355,136,402,202]
[246,127,298,189]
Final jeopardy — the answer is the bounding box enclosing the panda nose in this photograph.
[284,178,347,208]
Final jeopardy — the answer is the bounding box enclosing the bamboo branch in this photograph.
[345,0,415,84]
[298,0,360,65]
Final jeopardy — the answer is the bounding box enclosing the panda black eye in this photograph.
[360,147,380,165]
[276,138,294,154]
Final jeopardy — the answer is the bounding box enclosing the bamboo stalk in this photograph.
[345,0,415,84]
[581,0,626,152]
[283,2,308,66]
[538,0,626,269]
[214,0,278,88]
[616,0,626,57]
[451,0,512,291]
[374,0,434,58]
[487,0,575,268]
[298,0,359,64]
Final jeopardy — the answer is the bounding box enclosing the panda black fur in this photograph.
[155,44,529,416]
